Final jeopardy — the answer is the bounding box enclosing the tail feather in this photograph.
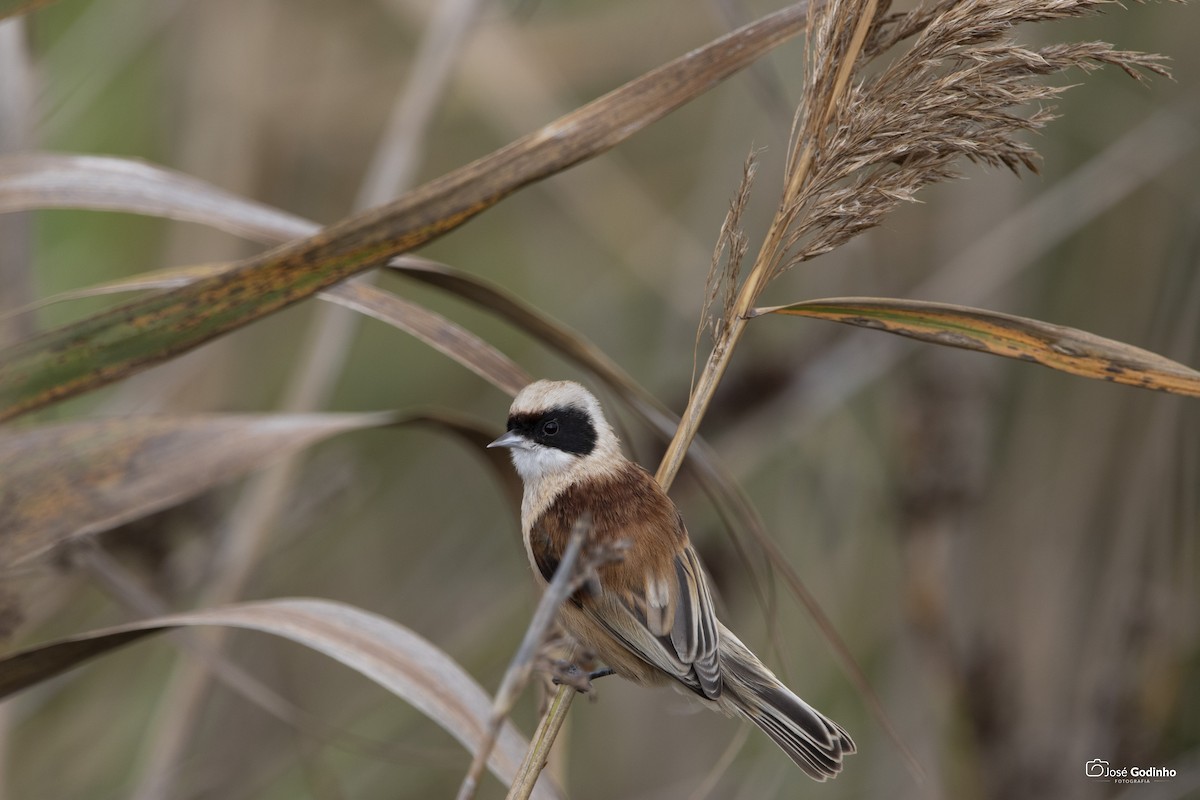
[737,683,855,780]
[718,627,855,781]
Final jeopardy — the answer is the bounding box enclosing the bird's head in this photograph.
[488,380,620,485]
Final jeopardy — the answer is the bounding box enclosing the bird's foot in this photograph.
[549,661,615,693]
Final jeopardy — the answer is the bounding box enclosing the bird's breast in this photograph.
[522,461,685,595]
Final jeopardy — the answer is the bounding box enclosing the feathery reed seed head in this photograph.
[760,0,1174,278]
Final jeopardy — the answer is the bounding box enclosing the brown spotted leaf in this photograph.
[0,4,812,422]
[0,266,529,397]
[0,598,561,800]
[751,297,1200,397]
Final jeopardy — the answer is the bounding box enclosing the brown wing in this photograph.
[579,543,722,699]
[666,544,722,696]
[530,463,723,699]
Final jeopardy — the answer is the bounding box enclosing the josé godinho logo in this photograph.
[1086,757,1176,784]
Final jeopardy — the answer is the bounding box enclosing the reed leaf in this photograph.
[0,152,314,242]
[751,298,1200,397]
[0,598,562,800]
[0,412,400,566]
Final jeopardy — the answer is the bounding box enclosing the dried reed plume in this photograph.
[695,151,756,381]
[777,0,1172,272]
[663,0,1171,489]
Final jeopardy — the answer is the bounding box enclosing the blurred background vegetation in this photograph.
[1,0,1198,798]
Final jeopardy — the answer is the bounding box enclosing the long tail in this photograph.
[717,626,855,781]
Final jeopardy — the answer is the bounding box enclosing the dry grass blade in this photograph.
[717,103,1196,469]
[0,412,398,567]
[0,158,527,402]
[0,406,519,574]
[0,2,813,423]
[0,153,315,242]
[390,260,676,424]
[321,282,531,397]
[72,541,348,744]
[75,541,479,771]
[752,297,1200,397]
[0,598,562,800]
[392,261,629,384]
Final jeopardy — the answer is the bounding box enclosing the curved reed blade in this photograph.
[0,153,315,242]
[0,412,399,566]
[322,282,530,397]
[752,298,1200,397]
[0,598,562,800]
[0,3,812,423]
[0,409,525,568]
[390,261,660,413]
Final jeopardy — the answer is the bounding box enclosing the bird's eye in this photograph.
[542,419,559,436]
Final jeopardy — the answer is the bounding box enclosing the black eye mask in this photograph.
[506,406,597,456]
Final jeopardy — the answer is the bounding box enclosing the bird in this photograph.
[487,379,855,780]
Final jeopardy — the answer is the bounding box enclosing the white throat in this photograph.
[509,444,578,486]
[509,441,621,531]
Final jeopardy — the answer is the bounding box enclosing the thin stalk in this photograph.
[457,517,588,800]
[503,685,575,800]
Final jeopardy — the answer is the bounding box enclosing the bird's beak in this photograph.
[487,430,526,450]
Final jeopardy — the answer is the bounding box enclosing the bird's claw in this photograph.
[549,661,614,693]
